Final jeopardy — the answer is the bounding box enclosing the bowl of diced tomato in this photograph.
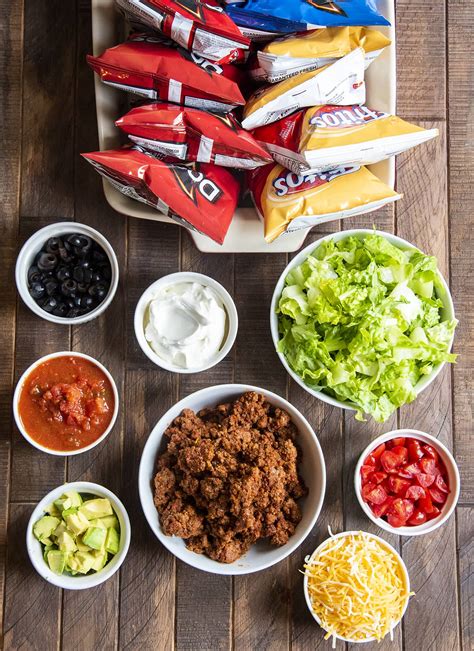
[355,429,460,536]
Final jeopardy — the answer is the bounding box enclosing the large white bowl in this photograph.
[26,481,131,590]
[138,384,326,575]
[270,229,456,412]
[303,530,410,644]
[354,429,460,536]
[13,351,119,456]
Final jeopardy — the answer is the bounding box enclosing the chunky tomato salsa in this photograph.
[18,355,115,451]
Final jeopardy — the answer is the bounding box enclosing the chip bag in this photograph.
[116,103,272,168]
[252,105,439,174]
[226,0,390,34]
[254,26,391,83]
[82,147,239,244]
[116,0,250,64]
[87,35,245,112]
[248,164,401,242]
[241,47,365,130]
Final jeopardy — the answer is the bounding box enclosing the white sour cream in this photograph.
[144,282,227,369]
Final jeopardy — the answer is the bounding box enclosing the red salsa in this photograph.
[18,355,115,451]
[360,437,450,527]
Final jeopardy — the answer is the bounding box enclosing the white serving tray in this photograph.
[91,0,396,253]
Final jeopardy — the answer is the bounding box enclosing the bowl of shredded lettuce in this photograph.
[270,230,457,422]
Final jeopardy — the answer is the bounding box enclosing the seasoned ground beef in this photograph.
[153,392,307,563]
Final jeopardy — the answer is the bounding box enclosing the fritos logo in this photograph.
[309,105,388,129]
[272,165,359,197]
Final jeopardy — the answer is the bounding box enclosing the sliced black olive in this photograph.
[80,295,94,309]
[89,282,108,301]
[83,268,93,284]
[67,307,80,318]
[73,296,82,307]
[66,234,84,248]
[55,266,71,282]
[28,269,43,284]
[42,296,58,313]
[58,246,75,264]
[73,235,93,256]
[77,258,90,269]
[28,265,40,282]
[45,279,59,296]
[45,237,63,254]
[37,252,58,271]
[91,249,107,264]
[30,282,46,300]
[61,279,77,296]
[66,298,76,309]
[73,266,85,283]
[91,271,102,284]
[52,302,69,318]
[76,282,88,294]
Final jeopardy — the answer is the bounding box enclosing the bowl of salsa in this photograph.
[13,352,119,455]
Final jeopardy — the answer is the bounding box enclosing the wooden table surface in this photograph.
[1,1,473,650]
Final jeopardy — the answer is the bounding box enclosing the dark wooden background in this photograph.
[1,1,472,649]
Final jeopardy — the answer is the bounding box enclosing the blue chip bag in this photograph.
[227,0,390,33]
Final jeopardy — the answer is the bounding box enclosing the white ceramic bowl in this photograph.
[354,429,460,536]
[15,221,119,325]
[304,530,410,644]
[139,383,326,575]
[134,272,238,374]
[13,351,119,456]
[270,229,456,412]
[26,481,131,590]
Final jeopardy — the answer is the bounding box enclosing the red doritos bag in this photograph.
[116,0,250,64]
[116,103,272,168]
[87,35,245,112]
[82,147,239,244]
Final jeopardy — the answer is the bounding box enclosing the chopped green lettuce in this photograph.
[277,233,457,422]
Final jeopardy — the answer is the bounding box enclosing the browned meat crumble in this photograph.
[153,391,307,563]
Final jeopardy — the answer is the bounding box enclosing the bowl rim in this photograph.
[138,382,326,575]
[133,271,239,374]
[15,221,119,325]
[354,428,460,536]
[13,351,119,456]
[270,228,456,412]
[26,481,131,590]
[303,530,411,643]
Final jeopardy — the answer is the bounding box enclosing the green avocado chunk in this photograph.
[89,515,119,530]
[75,534,92,552]
[47,550,66,575]
[44,502,61,517]
[65,511,90,535]
[63,491,83,507]
[91,550,108,572]
[105,527,120,555]
[67,551,95,575]
[79,499,113,520]
[83,526,107,551]
[57,531,77,553]
[33,516,60,542]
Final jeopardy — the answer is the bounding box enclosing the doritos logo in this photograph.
[171,164,223,203]
[272,165,359,197]
[305,0,347,17]
[174,0,204,20]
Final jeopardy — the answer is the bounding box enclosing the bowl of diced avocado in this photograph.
[27,481,131,589]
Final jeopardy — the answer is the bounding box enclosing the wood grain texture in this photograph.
[397,123,460,651]
[457,508,474,650]
[447,0,474,504]
[118,219,179,650]
[396,0,446,120]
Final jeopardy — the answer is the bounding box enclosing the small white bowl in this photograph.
[13,351,119,456]
[134,272,238,374]
[26,481,131,590]
[270,229,455,413]
[139,383,326,575]
[354,429,460,536]
[15,221,119,325]
[304,530,410,644]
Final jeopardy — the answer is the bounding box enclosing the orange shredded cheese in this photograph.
[305,533,412,644]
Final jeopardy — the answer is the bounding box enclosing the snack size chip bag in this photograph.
[253,105,439,174]
[87,35,245,112]
[116,103,272,168]
[82,147,239,244]
[248,164,401,242]
[226,0,390,34]
[116,0,250,64]
[241,47,365,130]
[255,26,390,83]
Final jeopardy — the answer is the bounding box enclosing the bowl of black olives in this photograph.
[15,222,119,324]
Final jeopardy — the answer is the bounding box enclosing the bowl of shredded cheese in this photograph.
[303,530,412,645]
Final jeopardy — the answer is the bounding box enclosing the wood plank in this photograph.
[4,504,61,650]
[118,219,179,650]
[61,3,124,648]
[0,0,23,637]
[457,507,474,650]
[396,123,460,651]
[233,253,290,651]
[174,233,234,651]
[396,0,446,120]
[447,0,474,503]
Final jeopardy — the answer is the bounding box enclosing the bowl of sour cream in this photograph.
[134,272,238,374]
